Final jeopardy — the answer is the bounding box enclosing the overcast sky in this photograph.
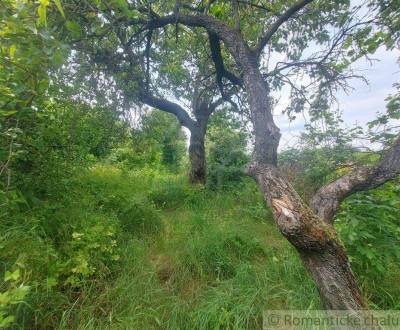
[275,46,400,149]
[178,1,400,151]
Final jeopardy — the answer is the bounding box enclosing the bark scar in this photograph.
[271,198,294,219]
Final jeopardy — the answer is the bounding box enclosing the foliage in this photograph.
[367,82,400,146]
[139,111,186,172]
[206,110,250,190]
[9,100,122,199]
[63,213,120,286]
[0,269,30,328]
[279,145,359,199]
[0,0,67,192]
[118,200,163,236]
[368,0,400,50]
[279,110,375,199]
[336,180,400,278]
[107,111,186,172]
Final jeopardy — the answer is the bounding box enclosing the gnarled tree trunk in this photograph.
[141,90,221,185]
[242,61,366,309]
[248,161,365,310]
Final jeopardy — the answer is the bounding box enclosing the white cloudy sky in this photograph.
[274,47,400,149]
[180,46,400,150]
[178,1,400,151]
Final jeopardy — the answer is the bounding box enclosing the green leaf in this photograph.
[9,44,17,59]
[0,314,15,328]
[0,110,18,117]
[65,20,81,38]
[5,269,20,282]
[37,0,50,27]
[53,0,66,19]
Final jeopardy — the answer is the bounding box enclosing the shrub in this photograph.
[0,269,30,328]
[148,180,189,209]
[63,213,121,286]
[336,180,400,278]
[118,200,163,236]
[180,230,266,280]
[206,110,249,190]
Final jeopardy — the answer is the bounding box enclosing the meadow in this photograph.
[2,162,399,329]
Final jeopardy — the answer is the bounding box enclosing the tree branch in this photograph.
[237,1,274,12]
[310,135,400,223]
[208,97,225,114]
[139,13,241,56]
[145,29,153,89]
[208,32,243,89]
[232,0,240,31]
[140,91,196,130]
[254,0,314,58]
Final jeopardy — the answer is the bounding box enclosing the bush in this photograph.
[206,110,249,190]
[180,230,266,280]
[0,269,30,328]
[148,180,189,209]
[336,180,400,278]
[62,213,121,286]
[118,200,163,236]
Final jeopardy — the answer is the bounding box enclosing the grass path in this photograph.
[59,165,321,329]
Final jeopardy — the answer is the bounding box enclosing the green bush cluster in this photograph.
[180,229,266,280]
[0,165,170,327]
[335,179,400,307]
[206,110,250,190]
[118,201,163,236]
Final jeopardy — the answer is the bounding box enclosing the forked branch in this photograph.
[310,135,400,223]
[254,0,314,58]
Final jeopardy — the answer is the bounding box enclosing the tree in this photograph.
[139,110,186,172]
[55,0,400,309]
[139,28,241,183]
[0,0,67,198]
[58,7,241,184]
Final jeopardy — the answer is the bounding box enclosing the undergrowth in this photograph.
[1,164,399,329]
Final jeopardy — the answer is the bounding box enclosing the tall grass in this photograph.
[53,165,321,329]
[1,164,399,329]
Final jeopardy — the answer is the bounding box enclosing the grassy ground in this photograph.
[56,164,321,329]
[2,164,399,329]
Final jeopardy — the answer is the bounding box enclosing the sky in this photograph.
[173,0,400,151]
[275,47,400,149]
[179,46,400,150]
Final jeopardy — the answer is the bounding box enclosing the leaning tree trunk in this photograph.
[188,127,207,184]
[151,11,366,308]
[249,159,365,310]
[242,61,365,309]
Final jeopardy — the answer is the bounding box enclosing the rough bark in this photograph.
[188,99,219,184]
[248,164,365,309]
[311,136,400,223]
[241,53,364,309]
[189,128,206,184]
[208,32,242,89]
